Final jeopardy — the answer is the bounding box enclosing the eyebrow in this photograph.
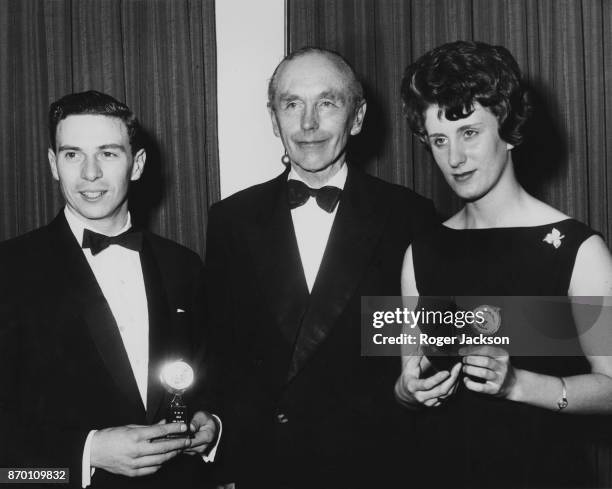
[57,145,82,152]
[456,122,484,133]
[319,90,345,101]
[427,122,485,139]
[98,144,127,152]
[278,93,299,103]
[57,144,126,152]
[278,90,347,102]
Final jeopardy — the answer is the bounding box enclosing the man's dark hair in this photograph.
[401,40,532,146]
[267,46,364,110]
[48,90,143,154]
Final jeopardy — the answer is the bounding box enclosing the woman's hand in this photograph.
[460,346,518,398]
[396,354,462,407]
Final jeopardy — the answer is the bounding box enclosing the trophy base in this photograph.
[164,430,195,439]
[153,422,195,440]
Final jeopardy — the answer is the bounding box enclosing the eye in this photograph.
[464,129,478,139]
[100,151,119,159]
[62,151,82,161]
[283,100,301,110]
[319,99,337,108]
[431,136,448,148]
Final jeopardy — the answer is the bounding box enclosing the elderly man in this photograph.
[206,47,437,488]
[0,91,218,488]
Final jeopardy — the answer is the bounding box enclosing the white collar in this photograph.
[64,206,132,246]
[287,162,348,190]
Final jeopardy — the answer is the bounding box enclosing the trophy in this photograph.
[471,304,502,336]
[160,360,195,438]
[418,296,460,372]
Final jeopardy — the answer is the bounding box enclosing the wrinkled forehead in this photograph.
[274,53,352,101]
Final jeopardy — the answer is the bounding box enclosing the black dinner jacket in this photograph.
[205,167,438,488]
[0,213,212,489]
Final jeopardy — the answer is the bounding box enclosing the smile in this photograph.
[452,170,475,182]
[79,190,107,201]
[296,140,327,147]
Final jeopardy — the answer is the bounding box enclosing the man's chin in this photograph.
[69,204,116,222]
[291,156,345,173]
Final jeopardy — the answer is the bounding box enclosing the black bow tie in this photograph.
[82,228,143,256]
[287,179,342,213]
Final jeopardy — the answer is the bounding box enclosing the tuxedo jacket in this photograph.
[0,213,212,489]
[205,168,438,488]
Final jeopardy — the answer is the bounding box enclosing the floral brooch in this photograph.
[543,228,565,249]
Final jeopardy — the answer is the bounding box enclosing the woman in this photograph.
[395,41,612,488]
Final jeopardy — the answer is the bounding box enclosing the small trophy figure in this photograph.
[471,304,502,336]
[160,360,195,438]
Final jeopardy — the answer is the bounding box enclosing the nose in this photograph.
[448,140,466,169]
[301,104,319,131]
[81,156,102,181]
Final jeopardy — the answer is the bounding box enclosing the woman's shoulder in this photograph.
[525,199,570,225]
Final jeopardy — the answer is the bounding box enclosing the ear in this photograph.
[350,100,367,136]
[268,105,281,138]
[48,148,59,181]
[130,149,146,181]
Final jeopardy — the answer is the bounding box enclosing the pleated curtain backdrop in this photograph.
[289,1,611,484]
[0,0,219,256]
[288,0,612,244]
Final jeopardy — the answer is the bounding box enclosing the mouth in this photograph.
[296,139,327,148]
[79,190,107,201]
[452,170,476,182]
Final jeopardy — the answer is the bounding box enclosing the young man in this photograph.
[0,91,218,488]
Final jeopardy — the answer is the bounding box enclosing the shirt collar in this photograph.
[287,162,348,190]
[64,206,132,246]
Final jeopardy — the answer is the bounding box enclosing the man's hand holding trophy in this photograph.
[159,360,218,456]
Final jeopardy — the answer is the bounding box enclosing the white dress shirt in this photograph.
[289,163,347,292]
[65,207,150,402]
[64,208,150,488]
[64,208,220,487]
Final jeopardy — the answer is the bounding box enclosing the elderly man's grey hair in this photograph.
[267,46,364,110]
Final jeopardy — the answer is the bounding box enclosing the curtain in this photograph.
[0,0,219,256]
[288,0,612,244]
[289,1,612,484]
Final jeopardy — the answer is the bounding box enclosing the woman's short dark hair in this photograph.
[48,90,143,154]
[401,40,532,146]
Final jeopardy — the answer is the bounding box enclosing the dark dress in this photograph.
[411,218,601,489]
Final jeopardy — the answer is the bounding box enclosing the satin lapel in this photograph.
[47,214,145,415]
[287,170,387,381]
[139,237,173,423]
[249,172,309,345]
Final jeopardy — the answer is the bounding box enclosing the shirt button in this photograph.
[276,413,289,424]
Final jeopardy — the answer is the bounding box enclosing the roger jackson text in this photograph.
[372,333,510,346]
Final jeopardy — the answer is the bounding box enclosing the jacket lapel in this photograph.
[47,214,145,416]
[248,171,310,346]
[287,169,388,381]
[140,237,173,423]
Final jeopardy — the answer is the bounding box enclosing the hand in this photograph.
[184,411,218,455]
[396,354,462,407]
[91,422,191,477]
[460,346,517,398]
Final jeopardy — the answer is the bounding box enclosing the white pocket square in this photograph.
[176,308,186,313]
